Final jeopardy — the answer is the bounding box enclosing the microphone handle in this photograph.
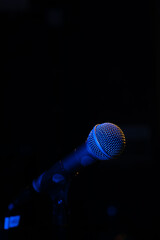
[8,143,96,210]
[33,143,95,193]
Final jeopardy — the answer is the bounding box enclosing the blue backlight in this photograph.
[4,217,9,230]
[9,216,21,228]
[4,216,21,230]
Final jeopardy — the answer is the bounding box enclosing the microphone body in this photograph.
[8,144,95,210]
[8,123,126,210]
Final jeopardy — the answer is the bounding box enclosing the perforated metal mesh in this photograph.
[87,123,126,160]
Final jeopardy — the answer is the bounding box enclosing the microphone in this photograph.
[8,123,126,210]
[32,122,126,193]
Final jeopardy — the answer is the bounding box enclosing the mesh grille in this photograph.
[87,123,126,160]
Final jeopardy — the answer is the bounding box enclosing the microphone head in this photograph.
[87,123,126,160]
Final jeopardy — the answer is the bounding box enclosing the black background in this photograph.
[0,1,158,240]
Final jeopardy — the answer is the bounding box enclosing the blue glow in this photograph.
[4,216,21,230]
[8,203,14,211]
[4,217,9,230]
[58,199,63,205]
[107,206,117,216]
[9,215,20,228]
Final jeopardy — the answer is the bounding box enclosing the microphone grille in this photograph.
[87,123,126,160]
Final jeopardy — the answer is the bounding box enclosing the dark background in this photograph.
[0,1,159,240]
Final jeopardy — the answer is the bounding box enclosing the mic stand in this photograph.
[47,176,71,240]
